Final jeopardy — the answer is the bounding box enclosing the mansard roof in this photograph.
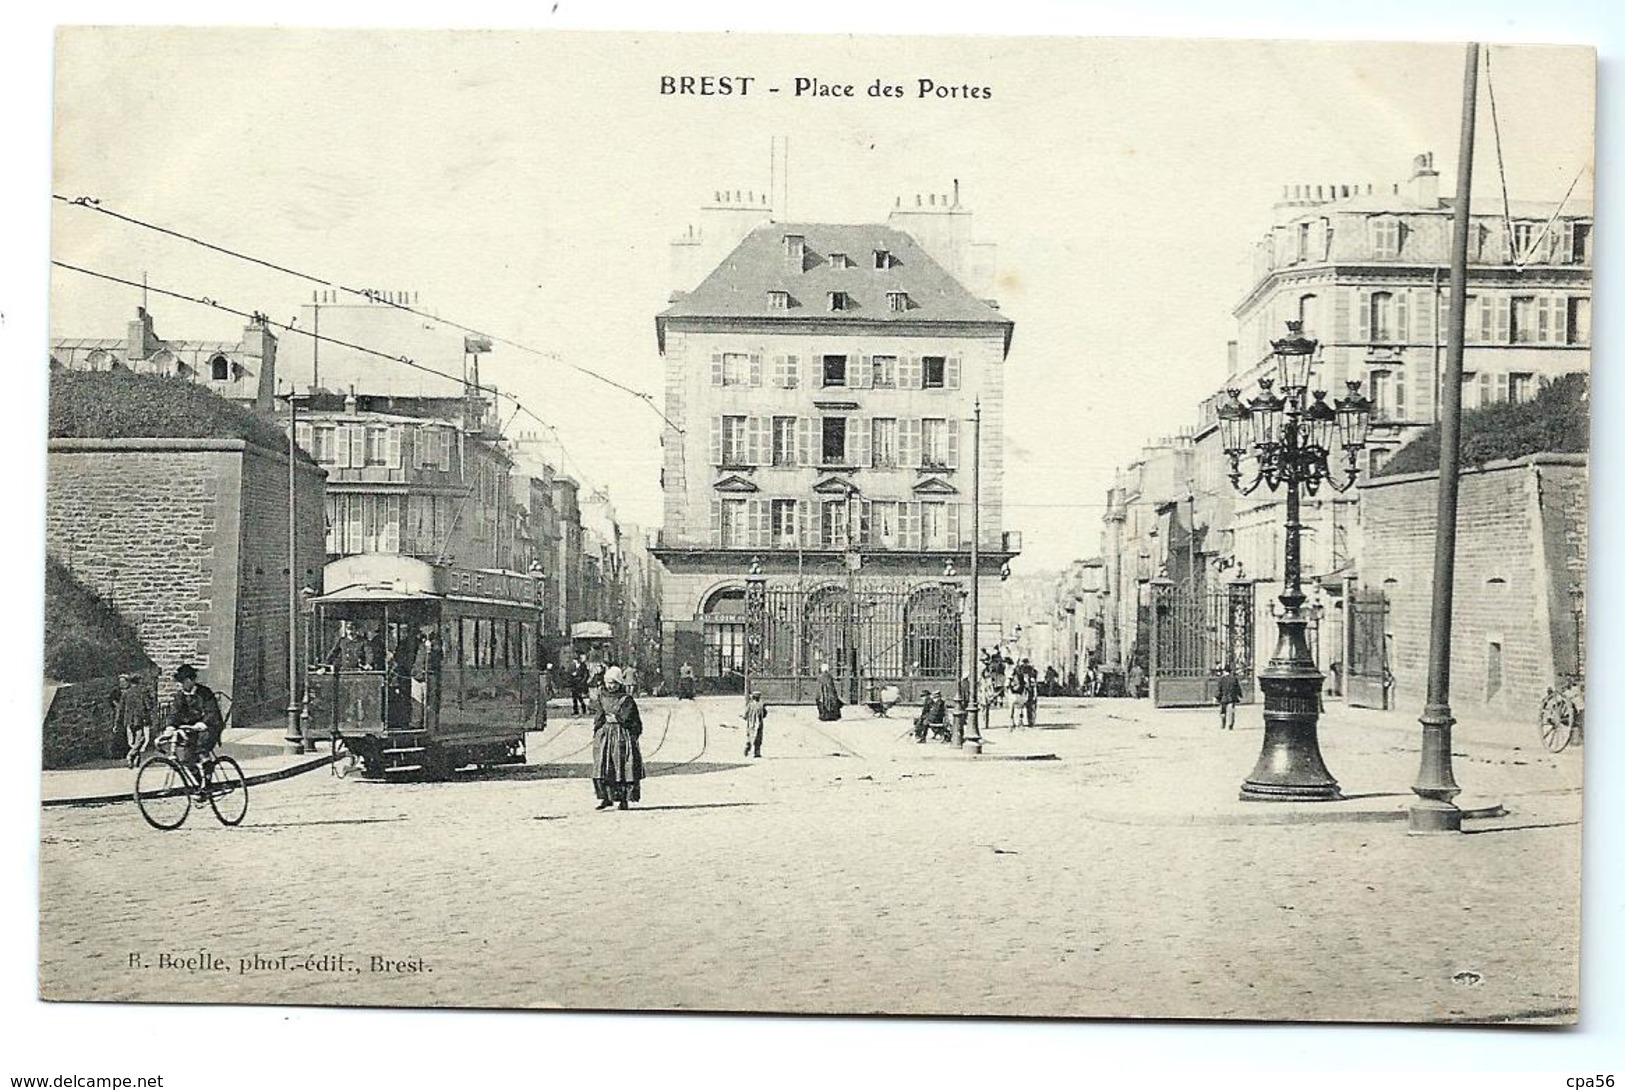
[658,222,1012,353]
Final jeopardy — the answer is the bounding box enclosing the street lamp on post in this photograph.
[281,387,309,755]
[1216,320,1372,801]
[843,483,863,704]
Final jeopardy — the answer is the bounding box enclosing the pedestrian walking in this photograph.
[623,662,639,697]
[815,662,842,722]
[743,690,767,758]
[1217,664,1243,731]
[568,654,589,716]
[592,666,645,811]
[677,661,696,700]
[111,671,157,765]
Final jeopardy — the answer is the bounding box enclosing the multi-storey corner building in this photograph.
[50,306,279,413]
[1233,151,1592,471]
[287,390,519,570]
[652,187,1019,697]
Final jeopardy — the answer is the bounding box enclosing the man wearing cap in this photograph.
[167,663,226,781]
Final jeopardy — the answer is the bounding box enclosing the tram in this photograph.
[305,554,544,778]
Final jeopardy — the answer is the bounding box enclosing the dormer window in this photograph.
[886,291,909,313]
[767,290,790,310]
[828,291,851,312]
[829,252,852,269]
[210,355,230,381]
[873,249,892,269]
[784,234,805,263]
[1369,216,1401,259]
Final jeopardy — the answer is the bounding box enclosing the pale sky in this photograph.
[48,31,1593,568]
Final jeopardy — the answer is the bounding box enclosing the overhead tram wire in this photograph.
[51,259,596,489]
[50,194,682,433]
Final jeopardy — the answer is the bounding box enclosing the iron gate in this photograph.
[1148,581,1256,707]
[1346,588,1390,709]
[744,580,963,704]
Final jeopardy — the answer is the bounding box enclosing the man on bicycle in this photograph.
[167,663,225,793]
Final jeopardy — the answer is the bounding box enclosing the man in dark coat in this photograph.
[167,663,225,773]
[592,666,645,810]
[568,655,589,716]
[815,662,842,721]
[1217,664,1244,730]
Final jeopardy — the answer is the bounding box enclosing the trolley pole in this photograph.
[284,386,306,755]
[1411,42,1479,834]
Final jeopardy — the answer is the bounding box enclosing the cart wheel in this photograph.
[1539,691,1576,753]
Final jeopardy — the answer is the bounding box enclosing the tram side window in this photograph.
[496,621,509,668]
[461,618,478,667]
[519,622,535,669]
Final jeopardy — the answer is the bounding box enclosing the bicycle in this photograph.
[133,726,249,830]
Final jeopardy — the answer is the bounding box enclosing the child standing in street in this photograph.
[743,691,768,758]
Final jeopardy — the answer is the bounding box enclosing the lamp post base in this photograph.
[1408,798,1464,834]
[1239,614,1341,802]
[284,705,306,756]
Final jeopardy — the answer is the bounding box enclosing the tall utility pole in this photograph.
[967,398,983,749]
[1411,42,1480,834]
[284,387,305,755]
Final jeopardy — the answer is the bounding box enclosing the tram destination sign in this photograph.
[436,564,542,605]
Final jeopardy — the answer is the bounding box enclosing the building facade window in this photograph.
[821,417,848,464]
[923,356,947,389]
[771,416,797,467]
[921,502,946,548]
[922,418,949,467]
[1370,291,1396,342]
[720,352,749,386]
[1369,368,1405,422]
[829,252,852,269]
[210,355,230,381]
[821,501,850,547]
[828,291,851,312]
[1509,372,1537,403]
[871,417,898,468]
[722,415,748,465]
[887,291,909,312]
[783,234,805,263]
[721,499,748,547]
[1512,222,1536,262]
[767,290,790,310]
[822,354,848,387]
[1298,293,1319,339]
[1510,296,1536,344]
[1370,216,1401,259]
[1567,296,1591,344]
[873,249,891,269]
[871,501,899,548]
[770,499,797,544]
[871,354,897,388]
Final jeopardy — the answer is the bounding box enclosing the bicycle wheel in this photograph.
[1539,692,1576,753]
[331,733,358,778]
[206,756,249,826]
[134,756,193,830]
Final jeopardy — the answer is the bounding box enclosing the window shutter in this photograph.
[294,421,313,455]
[747,417,766,466]
[911,355,925,389]
[853,355,873,390]
[859,499,873,547]
[904,503,921,551]
[1494,296,1511,343]
[786,354,799,389]
[1396,292,1410,343]
[711,351,724,386]
[382,497,401,553]
[387,426,402,469]
[710,499,723,545]
[1356,290,1371,343]
[350,425,367,468]
[947,417,961,469]
[797,417,814,467]
[814,350,825,388]
[747,499,765,547]
[1558,221,1575,264]
[772,355,785,388]
[851,416,871,468]
[1395,371,1407,420]
[749,352,763,387]
[711,416,723,466]
[1413,287,1435,345]
[947,504,963,547]
[1494,372,1509,403]
[797,499,814,548]
[346,497,363,553]
[946,356,961,390]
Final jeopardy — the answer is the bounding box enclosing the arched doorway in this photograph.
[802,584,853,685]
[701,585,747,691]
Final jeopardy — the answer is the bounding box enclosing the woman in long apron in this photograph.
[592,666,645,811]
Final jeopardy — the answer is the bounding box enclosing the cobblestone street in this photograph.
[38,696,1581,1023]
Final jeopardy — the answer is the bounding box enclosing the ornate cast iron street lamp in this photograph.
[1216,320,1373,801]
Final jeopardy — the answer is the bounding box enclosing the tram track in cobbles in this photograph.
[523,701,713,775]
[795,715,867,761]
